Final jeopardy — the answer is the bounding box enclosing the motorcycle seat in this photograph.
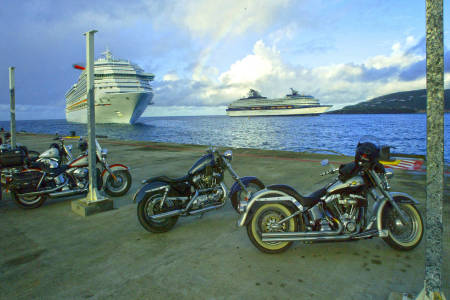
[150,175,189,184]
[267,184,327,208]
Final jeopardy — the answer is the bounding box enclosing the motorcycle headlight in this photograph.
[223,150,233,161]
[101,148,108,158]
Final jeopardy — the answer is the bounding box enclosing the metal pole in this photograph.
[420,0,445,299]
[9,67,16,149]
[85,30,99,203]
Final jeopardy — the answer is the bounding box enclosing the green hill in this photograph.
[329,89,450,114]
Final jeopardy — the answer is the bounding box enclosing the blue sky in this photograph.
[0,0,449,120]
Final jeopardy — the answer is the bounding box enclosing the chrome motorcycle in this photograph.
[134,147,264,233]
[238,138,423,254]
[7,139,132,208]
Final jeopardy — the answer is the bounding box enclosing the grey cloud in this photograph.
[360,65,399,82]
[405,36,426,56]
[399,59,425,81]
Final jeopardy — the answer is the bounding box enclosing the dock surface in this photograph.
[1,133,448,299]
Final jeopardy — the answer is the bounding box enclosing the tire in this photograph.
[230,178,265,212]
[137,191,179,233]
[104,170,132,197]
[382,203,423,251]
[12,192,46,209]
[246,203,299,254]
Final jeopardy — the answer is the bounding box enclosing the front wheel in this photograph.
[382,203,423,251]
[246,203,299,254]
[230,178,265,212]
[12,192,47,209]
[104,170,132,197]
[137,191,179,233]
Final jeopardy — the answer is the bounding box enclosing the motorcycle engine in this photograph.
[73,168,88,180]
[327,194,365,233]
[191,184,225,209]
[192,167,223,190]
[70,168,89,188]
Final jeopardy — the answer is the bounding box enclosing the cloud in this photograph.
[153,35,446,112]
[175,0,292,38]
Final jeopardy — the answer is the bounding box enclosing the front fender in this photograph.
[237,188,303,227]
[133,181,169,204]
[375,192,420,231]
[229,176,263,197]
[101,164,129,187]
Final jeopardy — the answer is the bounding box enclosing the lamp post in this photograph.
[9,67,16,149]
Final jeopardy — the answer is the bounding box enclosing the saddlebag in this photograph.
[0,149,25,169]
[9,171,44,194]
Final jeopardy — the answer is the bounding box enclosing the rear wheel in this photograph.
[12,192,46,209]
[137,191,179,233]
[382,203,423,251]
[246,203,299,254]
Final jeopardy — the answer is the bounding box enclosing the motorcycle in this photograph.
[238,137,424,254]
[6,138,132,208]
[134,147,264,233]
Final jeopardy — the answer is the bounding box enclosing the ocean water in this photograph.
[0,114,449,163]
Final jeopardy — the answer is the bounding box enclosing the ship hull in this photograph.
[66,92,153,124]
[226,105,332,117]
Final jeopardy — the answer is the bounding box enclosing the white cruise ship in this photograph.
[65,49,154,124]
[226,88,332,117]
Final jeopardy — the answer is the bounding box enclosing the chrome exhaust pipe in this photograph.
[261,229,383,243]
[150,210,183,220]
[262,222,344,239]
[17,181,69,197]
[262,234,352,243]
[48,188,88,198]
[150,202,226,220]
[188,202,226,215]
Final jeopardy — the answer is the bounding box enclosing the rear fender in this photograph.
[237,188,304,227]
[375,192,420,231]
[133,181,170,204]
[101,164,129,187]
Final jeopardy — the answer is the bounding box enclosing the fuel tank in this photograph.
[68,155,88,168]
[188,153,214,176]
[327,175,365,194]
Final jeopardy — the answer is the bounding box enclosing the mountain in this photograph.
[329,89,450,114]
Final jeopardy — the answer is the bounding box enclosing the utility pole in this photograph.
[71,30,112,217]
[9,67,16,149]
[417,0,446,299]
[84,29,105,203]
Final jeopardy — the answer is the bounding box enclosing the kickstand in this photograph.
[198,212,205,219]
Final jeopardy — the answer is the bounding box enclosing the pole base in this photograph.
[388,290,447,300]
[71,189,112,217]
[71,198,113,217]
[415,288,447,300]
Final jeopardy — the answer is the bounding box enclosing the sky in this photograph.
[0,0,449,120]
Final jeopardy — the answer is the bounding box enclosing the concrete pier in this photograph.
[0,133,448,300]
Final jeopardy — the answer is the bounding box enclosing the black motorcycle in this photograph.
[238,137,423,253]
[134,147,264,233]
